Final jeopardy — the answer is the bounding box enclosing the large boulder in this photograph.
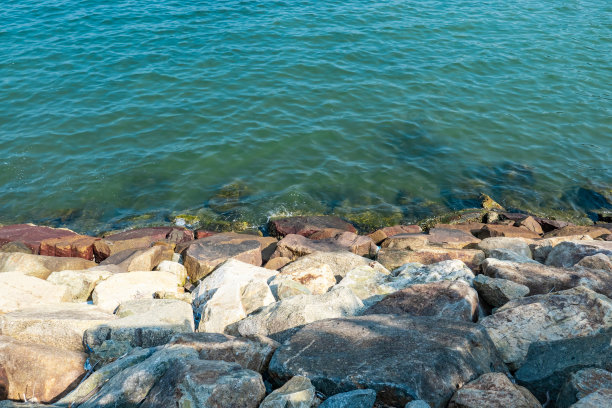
[99,245,173,272]
[0,272,67,313]
[393,259,476,285]
[542,225,611,239]
[434,223,486,236]
[46,269,112,302]
[0,224,77,254]
[192,259,277,333]
[380,233,430,250]
[227,287,364,342]
[260,376,316,408]
[480,287,612,370]
[0,303,114,351]
[364,280,479,322]
[426,228,481,249]
[280,251,389,282]
[39,234,100,260]
[93,226,193,260]
[335,265,405,306]
[377,248,485,271]
[478,225,541,239]
[546,240,612,268]
[319,389,377,408]
[477,237,534,258]
[271,263,336,295]
[448,372,541,408]
[473,275,530,307]
[268,314,507,408]
[569,389,612,407]
[268,216,356,238]
[557,368,612,408]
[0,252,96,279]
[91,271,183,313]
[529,235,592,263]
[272,233,376,260]
[84,299,194,348]
[0,335,87,403]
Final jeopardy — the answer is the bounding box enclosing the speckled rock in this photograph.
[546,240,612,268]
[319,389,377,408]
[377,247,485,271]
[557,368,612,408]
[260,376,316,408]
[473,275,530,307]
[448,372,541,408]
[280,251,389,282]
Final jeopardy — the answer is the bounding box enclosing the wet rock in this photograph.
[514,328,612,404]
[265,256,291,270]
[192,259,276,333]
[516,216,544,235]
[557,368,612,408]
[477,237,534,259]
[92,271,183,313]
[381,233,430,250]
[319,389,377,408]
[46,269,112,302]
[268,216,357,238]
[0,252,96,279]
[272,233,376,260]
[377,248,485,271]
[0,335,86,403]
[393,259,475,285]
[364,280,479,322]
[543,225,611,239]
[568,389,612,407]
[473,275,529,307]
[480,287,612,370]
[269,314,507,408]
[154,260,188,284]
[481,194,504,211]
[426,227,481,249]
[227,286,364,343]
[0,224,77,254]
[0,303,114,351]
[546,240,612,268]
[280,251,389,282]
[530,235,593,263]
[39,234,100,260]
[479,225,541,239]
[0,272,67,313]
[100,245,174,272]
[271,263,336,295]
[448,372,541,408]
[85,299,194,348]
[168,332,278,373]
[368,225,421,245]
[260,376,316,408]
[0,241,33,254]
[94,226,193,260]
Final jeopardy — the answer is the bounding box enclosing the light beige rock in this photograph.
[477,237,534,258]
[91,271,182,313]
[46,269,112,302]
[241,280,277,315]
[272,263,336,295]
[381,233,429,250]
[377,247,485,271]
[260,376,315,408]
[275,279,312,300]
[280,251,388,282]
[335,265,403,306]
[393,259,476,285]
[0,252,95,279]
[0,272,67,313]
[100,245,173,272]
[154,260,188,285]
[576,253,612,272]
[448,372,541,408]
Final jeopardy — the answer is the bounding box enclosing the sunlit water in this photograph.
[1,0,611,234]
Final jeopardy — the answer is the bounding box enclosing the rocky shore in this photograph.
[0,199,611,408]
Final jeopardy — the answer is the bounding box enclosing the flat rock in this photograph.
[479,225,541,239]
[273,233,376,260]
[335,265,404,306]
[280,251,389,282]
[557,368,612,408]
[265,256,291,270]
[0,241,33,254]
[260,376,316,408]
[271,263,336,295]
[473,275,529,307]
[516,216,544,235]
[393,259,476,285]
[168,332,278,373]
[0,335,87,403]
[268,314,507,408]
[426,227,481,249]
[477,237,534,258]
[91,271,183,313]
[227,286,364,343]
[268,216,356,238]
[0,272,67,313]
[0,303,114,351]
[320,389,377,408]
[434,223,486,236]
[378,247,485,271]
[546,240,612,268]
[46,269,112,302]
[0,252,96,279]
[369,225,421,245]
[94,226,193,260]
[39,234,100,261]
[364,280,479,322]
[100,245,174,272]
[85,299,194,348]
[0,224,77,254]
[543,225,611,239]
[448,372,541,408]
[380,233,430,250]
[514,328,612,404]
[480,286,612,370]
[488,248,539,263]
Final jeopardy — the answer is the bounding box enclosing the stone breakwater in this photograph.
[0,204,612,407]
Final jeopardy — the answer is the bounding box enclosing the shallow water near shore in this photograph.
[1,0,611,234]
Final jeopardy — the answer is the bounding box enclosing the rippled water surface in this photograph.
[1,0,611,233]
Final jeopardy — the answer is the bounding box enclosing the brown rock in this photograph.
[448,372,541,408]
[39,234,100,261]
[0,336,86,402]
[0,224,77,254]
[377,247,485,271]
[195,230,216,239]
[434,223,486,236]
[516,216,544,235]
[427,228,481,249]
[268,216,356,238]
[534,218,571,233]
[265,257,291,270]
[557,368,612,408]
[273,233,375,260]
[0,242,32,254]
[478,225,541,239]
[543,225,611,239]
[380,233,429,250]
[364,280,479,322]
[94,227,194,260]
[99,245,173,272]
[501,213,530,222]
[368,225,422,245]
[308,228,346,240]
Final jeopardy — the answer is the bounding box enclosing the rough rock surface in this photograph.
[426,227,481,249]
[542,225,611,239]
[448,372,541,408]
[265,256,291,270]
[434,223,486,236]
[0,252,96,279]
[0,241,32,254]
[154,260,188,284]
[94,226,193,260]
[268,216,357,238]
[319,389,377,408]
[480,287,612,370]
[0,224,77,254]
[473,275,530,307]
[335,265,403,306]
[556,368,612,408]
[273,233,376,260]
[46,269,112,302]
[546,240,612,268]
[393,259,476,285]
[488,248,539,263]
[271,263,336,295]
[100,245,173,272]
[275,279,312,300]
[479,225,541,239]
[260,376,316,408]
[280,251,389,282]
[0,272,67,313]
[364,280,479,322]
[477,237,534,258]
[380,234,429,250]
[269,314,507,408]
[530,236,592,263]
[517,216,544,235]
[568,389,612,407]
[369,225,421,245]
[39,234,100,260]
[377,247,485,271]
[576,253,612,272]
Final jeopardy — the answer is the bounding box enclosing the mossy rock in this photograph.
[333,210,404,234]
[207,181,252,213]
[480,193,505,211]
[418,208,488,231]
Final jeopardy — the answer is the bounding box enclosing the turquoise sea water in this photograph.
[1,0,611,234]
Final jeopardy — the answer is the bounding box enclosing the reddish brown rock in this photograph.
[377,247,485,271]
[272,233,375,260]
[542,225,611,239]
[94,227,194,261]
[0,336,86,403]
[478,225,541,239]
[0,224,77,254]
[195,230,217,239]
[39,234,100,261]
[534,218,572,233]
[368,225,421,245]
[268,216,356,238]
[308,228,346,240]
[427,228,481,249]
[380,233,429,250]
[434,223,486,236]
[99,245,174,272]
[516,216,544,235]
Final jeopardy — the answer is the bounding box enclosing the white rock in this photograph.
[46,269,112,302]
[0,272,68,313]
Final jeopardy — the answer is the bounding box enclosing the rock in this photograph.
[94,226,193,260]
[516,216,544,235]
[280,251,389,282]
[378,248,485,271]
[260,376,316,408]
[268,314,507,408]
[241,280,277,314]
[0,252,96,279]
[39,234,100,260]
[0,272,67,313]
[514,328,612,404]
[473,275,530,307]
[275,279,312,299]
[227,286,364,343]
[46,269,112,302]
[576,253,612,272]
[448,372,541,408]
[319,389,377,408]
[543,225,611,239]
[393,259,476,285]
[481,194,504,210]
[0,224,77,254]
[381,234,430,250]
[183,234,264,281]
[0,335,86,403]
[488,248,539,263]
[568,389,612,407]
[0,241,33,254]
[530,235,592,263]
[404,401,431,408]
[546,240,612,268]
[434,223,486,236]
[535,218,571,233]
[168,332,278,372]
[335,265,401,306]
[100,245,173,272]
[85,299,194,348]
[268,216,357,238]
[364,280,479,322]
[0,303,114,351]
[154,260,188,284]
[369,225,421,245]
[265,257,291,270]
[426,228,481,249]
[88,339,137,367]
[477,237,534,259]
[309,228,347,240]
[91,271,183,313]
[478,225,541,239]
[557,368,612,408]
[271,263,336,295]
[480,287,612,370]
[272,233,376,260]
